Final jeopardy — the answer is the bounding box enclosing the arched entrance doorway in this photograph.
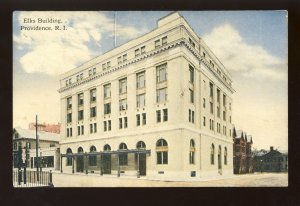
[102,144,111,174]
[76,147,84,172]
[136,141,146,176]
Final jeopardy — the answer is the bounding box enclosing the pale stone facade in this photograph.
[58,12,234,179]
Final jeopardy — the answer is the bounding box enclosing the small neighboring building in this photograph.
[233,127,254,174]
[28,122,61,134]
[253,146,288,173]
[12,127,60,171]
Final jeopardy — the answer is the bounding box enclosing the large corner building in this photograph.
[58,12,235,179]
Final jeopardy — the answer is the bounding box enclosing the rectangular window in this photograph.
[124,117,128,128]
[157,151,168,164]
[89,69,92,76]
[90,107,96,118]
[210,82,214,97]
[156,63,167,83]
[119,99,127,111]
[203,116,206,126]
[123,54,127,62]
[119,78,127,94]
[67,97,72,109]
[217,107,220,118]
[203,98,205,108]
[142,113,146,125]
[107,61,111,68]
[189,109,191,122]
[81,125,84,135]
[93,68,96,75]
[223,111,226,121]
[77,126,80,135]
[209,119,212,130]
[104,103,111,115]
[137,93,145,108]
[212,120,214,131]
[189,151,195,164]
[76,75,80,82]
[223,94,226,106]
[163,109,168,122]
[136,71,145,89]
[94,123,97,133]
[229,103,231,110]
[119,118,123,129]
[80,73,83,80]
[90,124,93,133]
[192,111,195,123]
[104,121,107,131]
[189,65,194,83]
[90,89,96,102]
[102,63,106,70]
[117,56,122,65]
[108,120,111,131]
[78,93,84,106]
[210,102,213,114]
[104,84,111,98]
[78,110,84,121]
[162,36,167,45]
[157,88,167,103]
[156,110,161,123]
[190,89,194,103]
[67,113,72,123]
[217,89,220,102]
[67,128,69,137]
[155,39,160,48]
[70,128,72,136]
[135,48,140,57]
[141,46,146,54]
[136,114,140,126]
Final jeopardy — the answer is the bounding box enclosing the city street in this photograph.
[52,172,288,187]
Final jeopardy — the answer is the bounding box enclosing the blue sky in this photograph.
[13,11,288,150]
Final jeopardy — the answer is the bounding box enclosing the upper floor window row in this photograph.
[155,36,167,48]
[76,73,84,82]
[88,68,96,76]
[78,93,84,106]
[118,54,127,65]
[102,61,111,71]
[135,46,146,57]
[65,78,72,86]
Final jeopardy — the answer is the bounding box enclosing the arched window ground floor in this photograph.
[59,130,233,179]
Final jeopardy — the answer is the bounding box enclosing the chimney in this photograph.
[270,146,274,151]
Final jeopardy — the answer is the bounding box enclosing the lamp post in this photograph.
[260,159,263,173]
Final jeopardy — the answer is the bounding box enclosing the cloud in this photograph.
[13,11,146,76]
[202,24,287,81]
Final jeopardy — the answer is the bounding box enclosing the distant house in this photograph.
[12,127,60,171]
[233,127,254,174]
[253,146,288,173]
[28,122,61,134]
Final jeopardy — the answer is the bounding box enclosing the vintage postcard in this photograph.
[12,11,288,187]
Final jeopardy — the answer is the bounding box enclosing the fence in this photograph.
[13,169,53,187]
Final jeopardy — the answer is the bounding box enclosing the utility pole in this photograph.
[36,115,39,181]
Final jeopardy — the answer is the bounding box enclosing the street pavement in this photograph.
[52,172,288,187]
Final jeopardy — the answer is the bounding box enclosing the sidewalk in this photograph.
[51,172,288,187]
